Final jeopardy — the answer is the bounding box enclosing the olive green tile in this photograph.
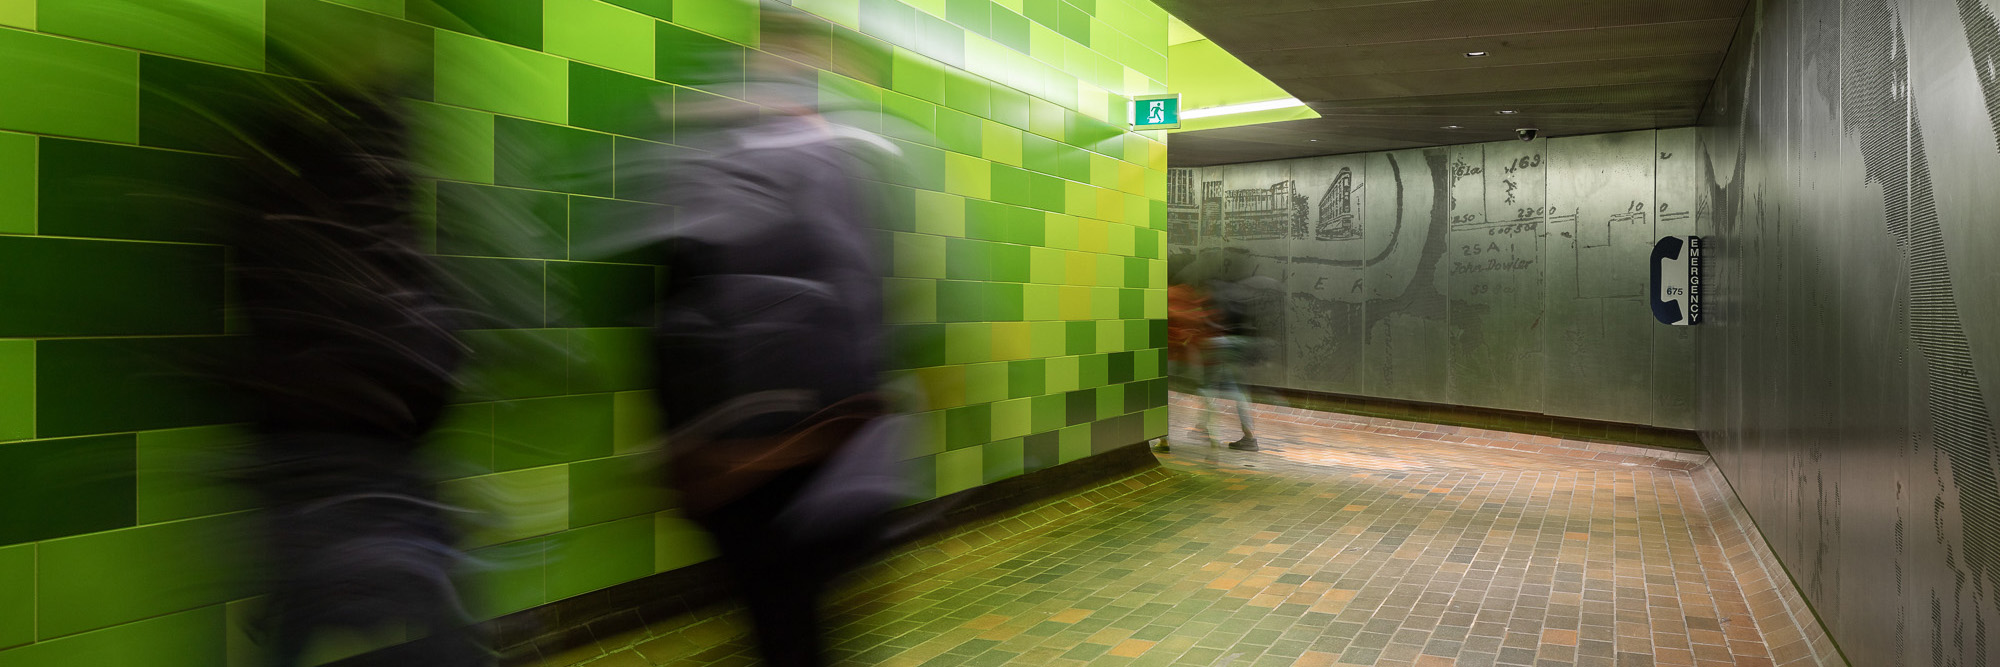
[607,0,672,20]
[135,426,252,524]
[36,337,242,438]
[0,544,26,650]
[410,101,496,184]
[38,0,262,69]
[547,0,655,76]
[495,394,614,470]
[674,0,760,46]
[569,453,668,527]
[569,62,673,142]
[37,513,244,638]
[0,0,31,28]
[496,116,615,196]
[267,0,433,89]
[37,138,238,243]
[567,327,653,394]
[0,132,30,235]
[546,514,653,600]
[0,341,28,443]
[612,390,661,454]
[0,434,134,548]
[459,538,547,620]
[935,445,982,496]
[0,606,223,667]
[0,236,224,337]
[441,465,569,548]
[981,437,1024,483]
[434,29,568,123]
[655,514,715,572]
[1057,422,1090,462]
[408,0,544,49]
[549,263,657,329]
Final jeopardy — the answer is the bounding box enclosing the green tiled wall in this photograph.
[0,0,1167,663]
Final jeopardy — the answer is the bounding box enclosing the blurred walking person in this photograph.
[1165,279,1216,451]
[1200,280,1266,451]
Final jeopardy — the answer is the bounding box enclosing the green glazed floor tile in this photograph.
[0,28,136,142]
[434,30,568,124]
[546,0,655,77]
[37,514,243,639]
[38,0,262,70]
[0,606,223,667]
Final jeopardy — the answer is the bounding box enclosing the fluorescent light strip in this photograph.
[1179,97,1306,120]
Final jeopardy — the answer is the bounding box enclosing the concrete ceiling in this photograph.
[1160,0,1749,166]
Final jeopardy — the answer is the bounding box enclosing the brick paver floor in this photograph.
[549,401,1798,667]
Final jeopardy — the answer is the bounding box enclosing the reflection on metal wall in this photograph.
[1167,130,1698,429]
[1695,0,2000,664]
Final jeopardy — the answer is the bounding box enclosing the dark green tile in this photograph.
[495,116,615,197]
[38,138,238,244]
[657,21,745,97]
[1125,256,1150,288]
[437,256,547,329]
[1079,353,1108,387]
[990,243,1030,283]
[1007,359,1045,399]
[1065,389,1093,426]
[1022,430,1059,472]
[0,435,135,547]
[546,515,654,600]
[567,327,652,394]
[570,196,669,264]
[673,86,759,144]
[1120,288,1145,319]
[494,393,614,470]
[138,54,293,154]
[613,136,691,205]
[945,403,991,450]
[0,236,222,338]
[37,337,243,438]
[548,261,656,328]
[946,238,992,281]
[1030,394,1064,433]
[436,181,569,260]
[937,281,984,323]
[1108,351,1134,385]
[1066,321,1095,355]
[605,0,671,20]
[985,282,1023,320]
[408,0,544,49]
[570,62,673,142]
[892,324,946,369]
[457,328,568,401]
[569,453,668,527]
[267,0,434,92]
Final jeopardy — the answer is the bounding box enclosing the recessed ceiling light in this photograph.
[1464,51,1489,58]
[1309,139,1319,142]
[1441,125,1463,129]
[1496,110,1518,115]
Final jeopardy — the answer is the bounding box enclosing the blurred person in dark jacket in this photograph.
[640,4,914,665]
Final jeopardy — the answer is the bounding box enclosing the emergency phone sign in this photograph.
[1132,94,1181,130]
[1649,235,1703,325]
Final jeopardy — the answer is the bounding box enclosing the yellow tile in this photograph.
[1119,162,1145,195]
[1108,223,1136,258]
[946,152,991,199]
[990,322,1032,360]
[1096,188,1126,223]
[1090,153,1120,189]
[1064,252,1097,287]
[1059,285,1094,320]
[1077,217,1110,253]
[1092,287,1121,319]
[915,365,967,409]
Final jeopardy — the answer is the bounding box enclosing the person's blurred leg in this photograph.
[696,466,832,667]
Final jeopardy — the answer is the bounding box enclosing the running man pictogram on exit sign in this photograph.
[1132,94,1181,130]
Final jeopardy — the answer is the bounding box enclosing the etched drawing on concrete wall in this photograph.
[1169,130,1696,429]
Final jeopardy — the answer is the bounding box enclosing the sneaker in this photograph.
[1227,437,1259,451]
[1151,440,1171,453]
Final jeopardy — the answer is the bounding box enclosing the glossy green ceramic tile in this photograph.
[0,341,28,443]
[981,436,1023,482]
[494,393,614,470]
[548,262,656,328]
[0,236,224,337]
[566,327,652,393]
[37,513,243,638]
[36,337,242,438]
[0,29,137,141]
[410,101,496,183]
[427,402,495,477]
[606,0,672,20]
[0,0,30,28]
[569,195,667,264]
[135,426,251,523]
[456,329,568,401]
[434,29,568,123]
[611,390,661,454]
[435,256,550,328]
[441,464,568,547]
[0,606,223,667]
[0,434,134,548]
[38,0,262,69]
[673,0,759,46]
[0,545,26,650]
[944,0,987,35]
[569,63,672,141]
[37,139,236,243]
[545,514,652,599]
[568,453,667,527]
[495,116,615,196]
[546,0,654,77]
[935,445,981,495]
[409,0,544,49]
[436,182,569,259]
[459,538,546,620]
[266,0,433,90]
[0,132,30,235]
[654,515,714,572]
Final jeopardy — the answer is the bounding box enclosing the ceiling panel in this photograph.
[1161,0,1749,166]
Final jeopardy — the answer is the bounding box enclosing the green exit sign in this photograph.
[1132,94,1181,129]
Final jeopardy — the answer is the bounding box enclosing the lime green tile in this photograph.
[1030,393,1064,433]
[0,29,136,142]
[892,232,946,279]
[410,102,495,184]
[612,390,661,455]
[38,514,244,638]
[435,30,568,123]
[0,0,32,28]
[0,607,222,667]
[936,107,983,156]
[443,465,569,548]
[0,132,29,234]
[328,0,402,14]
[1057,423,1090,462]
[945,322,992,365]
[0,341,28,442]
[459,538,547,620]
[1046,354,1079,392]
[945,152,991,199]
[982,437,1024,483]
[1096,319,1125,354]
[548,0,656,77]
[982,120,1023,166]
[793,0,859,29]
[965,361,1009,405]
[135,426,252,524]
[892,47,945,103]
[991,398,1032,440]
[1095,382,1123,418]
[1133,349,1160,380]
[674,0,759,46]
[1045,212,1080,249]
[0,544,26,650]
[935,446,981,496]
[1024,284,1060,321]
[40,0,263,69]
[914,190,965,237]
[548,515,654,600]
[655,514,715,572]
[1143,405,1167,439]
[886,277,939,323]
[1029,320,1066,356]
[943,71,989,117]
